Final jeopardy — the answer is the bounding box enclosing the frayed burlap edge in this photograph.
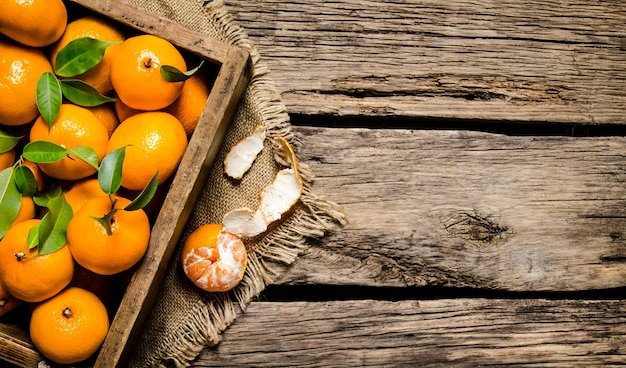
[127,1,347,367]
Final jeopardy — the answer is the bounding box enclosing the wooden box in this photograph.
[0,0,250,366]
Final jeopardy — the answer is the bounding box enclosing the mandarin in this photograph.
[113,98,142,123]
[63,178,110,215]
[11,195,36,227]
[164,68,212,136]
[29,104,109,181]
[0,39,53,126]
[67,195,150,275]
[0,281,22,317]
[0,148,16,170]
[88,103,119,137]
[0,0,67,47]
[181,224,247,292]
[107,111,188,190]
[20,159,48,192]
[110,34,186,110]
[30,287,109,365]
[0,219,74,303]
[49,15,125,94]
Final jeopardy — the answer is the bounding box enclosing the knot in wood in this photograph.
[440,210,509,249]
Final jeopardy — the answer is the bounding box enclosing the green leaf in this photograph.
[68,146,100,170]
[37,194,72,255]
[98,147,125,195]
[125,171,158,211]
[27,224,39,250]
[0,168,22,239]
[0,129,21,153]
[160,60,204,82]
[22,140,67,163]
[60,79,116,107]
[14,165,38,197]
[33,185,62,207]
[36,72,62,126]
[54,37,120,77]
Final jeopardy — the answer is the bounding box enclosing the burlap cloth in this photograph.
[122,0,346,367]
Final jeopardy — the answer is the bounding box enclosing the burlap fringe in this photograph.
[137,1,347,367]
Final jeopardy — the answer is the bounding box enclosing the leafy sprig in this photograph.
[0,143,158,255]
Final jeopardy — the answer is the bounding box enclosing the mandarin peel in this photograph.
[222,136,303,238]
[224,124,266,180]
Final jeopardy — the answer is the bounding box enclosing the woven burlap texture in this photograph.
[124,0,346,367]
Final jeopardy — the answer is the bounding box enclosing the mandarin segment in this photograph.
[0,219,75,303]
[181,224,248,292]
[0,39,54,126]
[29,287,109,365]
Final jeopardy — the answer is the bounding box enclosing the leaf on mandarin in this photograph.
[125,171,158,211]
[22,140,67,163]
[0,129,21,153]
[54,38,121,77]
[0,167,22,239]
[14,165,38,197]
[33,185,62,207]
[98,147,125,195]
[68,146,100,170]
[37,194,72,255]
[27,224,39,250]
[36,72,62,126]
[60,79,116,107]
[160,61,204,82]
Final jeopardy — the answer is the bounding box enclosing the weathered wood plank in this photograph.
[192,299,626,367]
[275,126,626,291]
[225,0,626,124]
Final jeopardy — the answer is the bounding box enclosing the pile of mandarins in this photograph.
[0,0,212,364]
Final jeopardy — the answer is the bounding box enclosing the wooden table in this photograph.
[192,0,626,366]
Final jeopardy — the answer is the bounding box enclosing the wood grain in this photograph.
[274,126,626,292]
[224,0,626,124]
[192,299,626,367]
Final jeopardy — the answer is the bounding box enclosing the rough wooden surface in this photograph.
[224,0,626,124]
[193,299,626,367]
[186,1,626,366]
[276,126,626,292]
